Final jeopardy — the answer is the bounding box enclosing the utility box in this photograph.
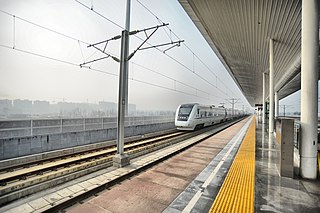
[275,118,294,178]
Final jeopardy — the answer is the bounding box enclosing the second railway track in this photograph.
[0,127,211,205]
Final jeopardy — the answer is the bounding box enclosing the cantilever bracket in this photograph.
[139,40,184,52]
[80,56,109,68]
[82,23,183,65]
[127,23,184,60]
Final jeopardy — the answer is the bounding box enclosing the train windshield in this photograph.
[178,104,194,115]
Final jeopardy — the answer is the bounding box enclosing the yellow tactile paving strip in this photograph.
[209,117,256,213]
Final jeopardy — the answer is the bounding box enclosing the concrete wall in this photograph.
[0,122,175,160]
[0,116,174,138]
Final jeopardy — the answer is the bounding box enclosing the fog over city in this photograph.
[1,0,256,118]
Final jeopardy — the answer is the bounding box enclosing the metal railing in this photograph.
[0,116,175,139]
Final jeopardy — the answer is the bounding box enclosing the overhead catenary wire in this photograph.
[78,40,86,63]
[0,14,219,102]
[74,0,235,100]
[0,9,120,60]
[134,0,240,99]
[0,44,79,67]
[162,51,230,97]
[131,62,224,100]
[0,6,226,104]
[74,0,123,30]
[0,9,90,46]
[0,43,217,101]
[131,78,216,101]
[2,2,241,104]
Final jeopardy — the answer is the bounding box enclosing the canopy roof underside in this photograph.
[179,0,320,106]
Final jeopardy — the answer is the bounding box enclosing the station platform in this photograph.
[1,116,319,213]
[67,117,252,213]
[254,117,320,212]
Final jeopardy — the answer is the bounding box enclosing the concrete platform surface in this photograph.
[255,117,320,213]
[67,118,251,213]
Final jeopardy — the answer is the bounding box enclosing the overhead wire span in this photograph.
[74,0,123,30]
[163,51,230,98]
[0,43,117,78]
[1,4,238,101]
[78,40,85,63]
[0,6,227,103]
[131,62,224,100]
[0,8,216,101]
[0,44,78,67]
[0,43,218,102]
[134,0,240,99]
[85,49,99,62]
[0,8,122,64]
[74,0,233,99]
[131,78,215,101]
[0,9,90,46]
[85,22,183,63]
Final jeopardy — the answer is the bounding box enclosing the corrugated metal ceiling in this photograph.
[179,0,319,106]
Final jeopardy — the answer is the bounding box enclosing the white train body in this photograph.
[175,103,227,131]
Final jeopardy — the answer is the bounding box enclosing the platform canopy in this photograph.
[179,0,320,106]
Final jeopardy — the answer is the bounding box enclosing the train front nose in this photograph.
[175,104,196,130]
[178,115,189,121]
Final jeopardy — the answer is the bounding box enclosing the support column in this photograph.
[262,72,266,124]
[269,39,274,133]
[300,0,318,179]
[124,0,131,116]
[275,91,279,117]
[113,0,131,168]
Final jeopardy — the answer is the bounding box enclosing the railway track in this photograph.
[0,126,216,206]
[0,117,248,209]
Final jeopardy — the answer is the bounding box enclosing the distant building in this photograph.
[99,101,116,116]
[0,99,12,116]
[33,100,50,114]
[99,101,116,111]
[0,99,140,118]
[128,104,136,115]
[13,99,32,114]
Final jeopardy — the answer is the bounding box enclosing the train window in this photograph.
[199,110,205,117]
[179,106,193,115]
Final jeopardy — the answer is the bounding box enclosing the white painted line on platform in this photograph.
[182,191,202,213]
[182,118,252,213]
[203,126,247,188]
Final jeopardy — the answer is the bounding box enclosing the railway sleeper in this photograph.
[0,130,202,206]
[0,160,114,206]
[0,156,113,196]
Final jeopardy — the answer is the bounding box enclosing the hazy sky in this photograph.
[0,0,252,111]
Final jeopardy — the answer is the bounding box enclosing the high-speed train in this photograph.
[175,103,242,131]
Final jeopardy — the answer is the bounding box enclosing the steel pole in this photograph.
[124,0,131,116]
[300,0,318,179]
[269,39,274,133]
[262,72,266,124]
[114,0,131,167]
[116,30,129,155]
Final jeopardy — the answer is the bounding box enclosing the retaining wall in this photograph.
[0,122,175,160]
